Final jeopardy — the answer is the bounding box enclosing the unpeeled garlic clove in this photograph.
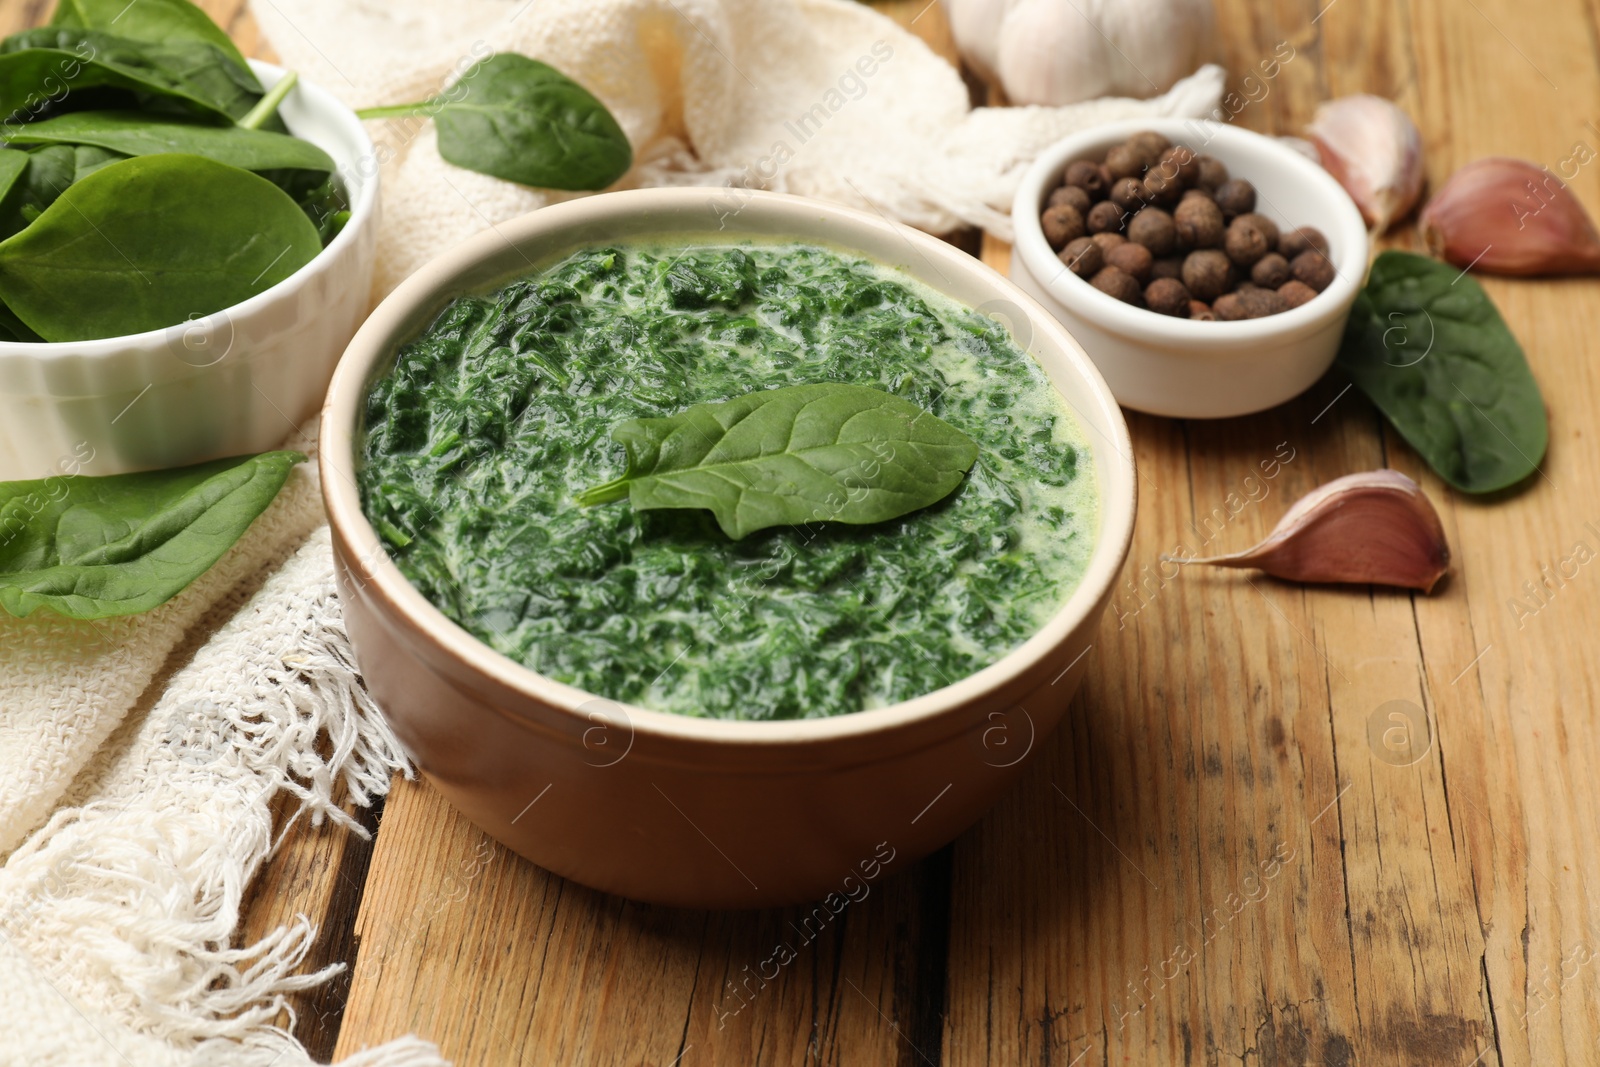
[1307,95,1425,232]
[1164,470,1450,592]
[1419,157,1600,276]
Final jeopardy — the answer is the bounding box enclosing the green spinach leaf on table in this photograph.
[577,383,980,539]
[0,451,303,620]
[1337,250,1548,494]
[358,53,632,191]
[0,153,321,342]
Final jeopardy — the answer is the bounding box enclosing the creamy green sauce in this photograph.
[359,242,1097,720]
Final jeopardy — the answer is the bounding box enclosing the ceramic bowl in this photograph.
[320,188,1137,909]
[0,61,379,480]
[1010,118,1368,419]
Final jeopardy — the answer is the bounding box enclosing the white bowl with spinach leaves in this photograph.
[320,188,1138,907]
[0,53,378,480]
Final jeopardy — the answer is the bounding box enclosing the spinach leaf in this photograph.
[1337,251,1548,493]
[0,450,302,619]
[2,109,332,175]
[0,153,321,341]
[357,53,631,191]
[576,383,980,539]
[0,29,260,124]
[71,142,123,179]
[48,0,257,88]
[0,144,75,237]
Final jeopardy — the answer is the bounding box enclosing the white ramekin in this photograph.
[1011,119,1368,419]
[0,61,379,480]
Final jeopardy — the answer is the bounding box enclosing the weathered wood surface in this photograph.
[13,0,1594,1061]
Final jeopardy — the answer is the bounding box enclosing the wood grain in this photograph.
[25,0,1596,1062]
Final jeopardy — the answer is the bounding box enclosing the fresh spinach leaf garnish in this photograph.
[0,153,321,342]
[0,451,302,619]
[357,53,632,191]
[577,383,980,539]
[49,0,259,86]
[1336,251,1548,494]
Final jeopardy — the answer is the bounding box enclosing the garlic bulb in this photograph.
[946,0,1215,106]
[1164,470,1450,592]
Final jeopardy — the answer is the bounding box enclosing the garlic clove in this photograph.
[1419,157,1600,276]
[1164,470,1450,592]
[1307,95,1425,233]
[1277,135,1321,164]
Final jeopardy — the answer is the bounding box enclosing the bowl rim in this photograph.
[320,187,1138,745]
[1011,118,1369,348]
[0,59,379,355]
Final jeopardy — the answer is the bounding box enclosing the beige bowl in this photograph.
[321,189,1136,908]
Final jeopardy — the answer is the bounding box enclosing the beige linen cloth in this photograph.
[0,1,1221,1063]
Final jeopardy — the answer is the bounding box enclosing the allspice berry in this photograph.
[1090,231,1127,254]
[1064,160,1107,197]
[1196,155,1229,191]
[1145,277,1191,317]
[1189,300,1217,321]
[1235,212,1280,249]
[1105,143,1147,181]
[1106,241,1154,283]
[1140,166,1183,207]
[1213,292,1248,320]
[1058,236,1103,278]
[1157,145,1200,187]
[1181,187,1215,202]
[1127,207,1178,256]
[1091,266,1144,306]
[1110,177,1148,211]
[1278,279,1319,308]
[1251,252,1291,289]
[1237,287,1290,318]
[1150,256,1185,281]
[1128,130,1172,160]
[1041,204,1086,250]
[1048,184,1094,214]
[1173,196,1224,249]
[1087,200,1125,234]
[1224,217,1271,267]
[1214,178,1256,220]
[1279,225,1330,259]
[1290,249,1337,291]
[1181,248,1234,302]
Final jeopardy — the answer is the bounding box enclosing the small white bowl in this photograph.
[1011,119,1367,419]
[0,61,379,480]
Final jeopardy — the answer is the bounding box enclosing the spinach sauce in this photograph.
[360,243,1097,720]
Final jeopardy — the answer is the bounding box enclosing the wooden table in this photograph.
[15,0,1597,1062]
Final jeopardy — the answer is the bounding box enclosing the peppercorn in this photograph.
[1090,231,1127,254]
[1048,184,1094,214]
[1196,155,1229,191]
[1087,200,1125,234]
[1277,279,1319,308]
[1090,266,1144,306]
[1157,145,1200,187]
[1235,212,1280,250]
[1237,287,1290,318]
[1214,178,1256,219]
[1173,195,1224,249]
[1064,160,1107,197]
[1041,204,1086,250]
[1105,143,1146,180]
[1126,206,1178,256]
[1212,292,1248,320]
[1058,236,1103,278]
[1189,300,1217,321]
[1224,217,1271,267]
[1144,277,1191,316]
[1291,249,1337,291]
[1150,255,1185,281]
[1181,249,1233,302]
[1106,240,1154,282]
[1128,130,1172,161]
[1140,165,1183,207]
[1251,252,1291,288]
[1278,225,1330,259]
[1110,177,1148,212]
